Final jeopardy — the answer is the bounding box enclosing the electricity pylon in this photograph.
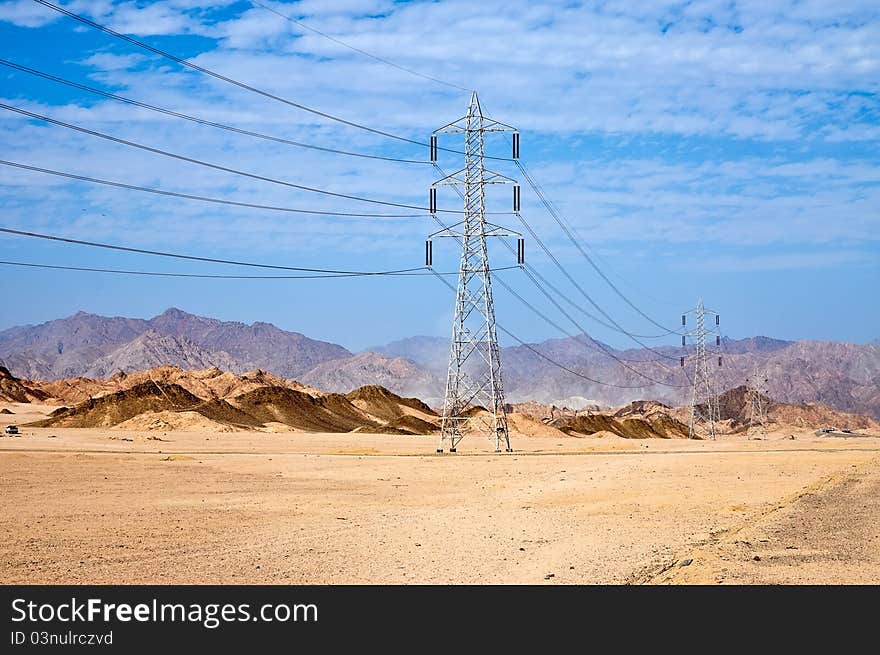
[427,91,521,453]
[681,299,721,439]
[746,367,769,439]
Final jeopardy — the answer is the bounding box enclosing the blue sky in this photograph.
[0,0,878,351]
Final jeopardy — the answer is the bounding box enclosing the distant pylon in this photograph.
[681,299,721,439]
[427,91,521,453]
[746,367,769,439]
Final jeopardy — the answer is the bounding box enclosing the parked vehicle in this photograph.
[4,425,19,435]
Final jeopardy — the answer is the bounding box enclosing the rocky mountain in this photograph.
[369,332,880,418]
[301,352,442,403]
[84,332,242,379]
[28,367,440,435]
[0,308,350,380]
[370,336,449,372]
[3,309,880,419]
[0,366,49,403]
[146,308,350,377]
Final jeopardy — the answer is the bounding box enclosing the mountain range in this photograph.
[1,308,879,418]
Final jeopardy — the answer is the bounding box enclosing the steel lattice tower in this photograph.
[427,92,521,453]
[682,299,722,439]
[746,367,769,439]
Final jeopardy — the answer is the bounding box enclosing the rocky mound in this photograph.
[33,366,321,405]
[1,408,13,414]
[550,412,689,439]
[230,386,380,433]
[384,415,439,435]
[0,366,50,403]
[346,385,437,423]
[30,382,206,428]
[696,385,880,431]
[769,401,879,431]
[113,410,244,433]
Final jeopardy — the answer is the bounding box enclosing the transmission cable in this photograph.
[0,58,428,165]
[515,159,683,337]
[0,226,424,275]
[0,259,516,279]
[428,269,678,390]
[33,0,512,161]
[0,160,423,218]
[248,0,470,93]
[0,102,458,213]
[425,206,688,388]
[0,260,398,279]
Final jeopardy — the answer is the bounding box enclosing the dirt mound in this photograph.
[346,385,437,422]
[0,408,12,414]
[384,415,439,435]
[232,386,380,433]
[612,400,672,419]
[189,398,264,428]
[113,410,243,433]
[769,401,879,431]
[506,401,575,422]
[550,412,688,439]
[0,366,50,403]
[698,385,880,432]
[28,382,205,428]
[506,413,570,438]
[349,425,411,435]
[32,366,321,405]
[35,377,110,404]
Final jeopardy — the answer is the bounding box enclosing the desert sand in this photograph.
[1,401,879,585]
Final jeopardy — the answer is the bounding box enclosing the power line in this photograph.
[494,272,690,388]
[249,0,470,93]
[0,58,429,165]
[429,164,682,384]
[512,208,680,362]
[428,268,678,390]
[430,163,671,340]
[0,226,423,275]
[0,101,454,213]
[0,260,395,279]
[0,160,423,218]
[515,159,683,337]
[425,193,687,388]
[0,259,516,279]
[33,0,512,161]
[32,0,425,147]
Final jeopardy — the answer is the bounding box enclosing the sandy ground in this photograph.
[1,402,879,584]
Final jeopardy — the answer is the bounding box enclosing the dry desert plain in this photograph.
[1,402,879,585]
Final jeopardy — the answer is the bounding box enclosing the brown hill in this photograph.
[230,386,380,433]
[550,412,689,439]
[0,366,50,403]
[33,366,321,405]
[30,382,207,428]
[345,385,437,423]
[384,415,439,435]
[697,385,880,432]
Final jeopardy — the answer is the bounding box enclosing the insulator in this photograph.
[425,240,432,266]
[680,356,684,367]
[513,185,521,212]
[429,187,437,213]
[681,335,685,347]
[517,238,525,265]
[716,335,720,346]
[718,356,722,367]
[512,133,520,159]
[682,315,686,326]
[430,135,438,162]
[716,315,720,325]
